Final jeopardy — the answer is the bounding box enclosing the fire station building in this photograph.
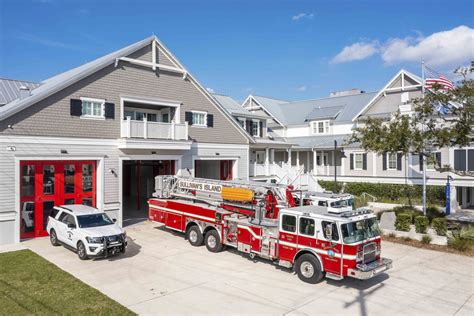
[0,36,252,245]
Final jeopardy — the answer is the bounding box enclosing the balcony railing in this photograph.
[121,117,188,141]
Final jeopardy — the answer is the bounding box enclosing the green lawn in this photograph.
[0,249,134,315]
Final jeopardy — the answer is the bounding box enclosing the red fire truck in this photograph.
[148,176,392,284]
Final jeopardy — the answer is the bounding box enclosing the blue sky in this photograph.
[1,0,473,102]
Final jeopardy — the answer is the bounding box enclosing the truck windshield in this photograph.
[341,218,380,244]
[77,213,114,228]
[330,198,353,208]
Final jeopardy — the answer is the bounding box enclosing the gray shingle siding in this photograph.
[0,49,248,144]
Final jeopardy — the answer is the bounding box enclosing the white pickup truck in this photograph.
[46,204,127,260]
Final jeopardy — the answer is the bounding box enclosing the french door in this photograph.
[20,160,96,239]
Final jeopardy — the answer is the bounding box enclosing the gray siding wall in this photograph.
[365,90,422,116]
[0,46,248,145]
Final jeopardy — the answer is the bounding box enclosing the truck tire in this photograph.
[77,241,88,260]
[186,225,204,246]
[50,229,60,246]
[296,254,324,284]
[205,230,223,253]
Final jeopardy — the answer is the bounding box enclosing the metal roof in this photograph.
[252,92,377,126]
[212,93,268,119]
[0,79,41,106]
[304,105,344,121]
[285,134,359,149]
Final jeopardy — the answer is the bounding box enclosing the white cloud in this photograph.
[330,26,474,69]
[381,25,474,67]
[331,42,378,64]
[206,87,215,93]
[296,85,307,92]
[292,13,314,21]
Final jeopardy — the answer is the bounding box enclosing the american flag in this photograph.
[424,66,455,91]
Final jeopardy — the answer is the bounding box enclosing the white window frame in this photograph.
[192,110,207,127]
[387,152,398,170]
[80,97,105,120]
[353,153,364,170]
[252,120,260,138]
[311,120,330,135]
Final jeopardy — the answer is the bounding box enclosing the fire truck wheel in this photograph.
[205,230,223,253]
[186,226,204,246]
[296,254,324,284]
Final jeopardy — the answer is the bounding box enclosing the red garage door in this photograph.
[20,160,96,239]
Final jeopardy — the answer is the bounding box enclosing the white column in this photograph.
[143,116,148,139]
[265,147,270,176]
[296,151,300,168]
[306,151,310,174]
[126,116,131,138]
[171,120,175,140]
[313,149,317,175]
[287,148,292,166]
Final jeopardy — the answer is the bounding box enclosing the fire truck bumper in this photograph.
[347,258,393,280]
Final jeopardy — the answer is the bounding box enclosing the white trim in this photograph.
[191,110,208,127]
[244,95,285,127]
[353,152,364,170]
[311,120,330,135]
[149,204,215,222]
[117,56,187,76]
[80,97,106,119]
[192,156,239,179]
[0,135,118,146]
[192,143,250,150]
[387,152,398,170]
[353,69,422,121]
[117,138,191,150]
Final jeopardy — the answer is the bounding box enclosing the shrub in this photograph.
[388,233,396,238]
[395,213,412,232]
[448,235,473,252]
[426,206,445,223]
[392,206,421,224]
[415,216,429,234]
[432,218,447,236]
[421,235,432,244]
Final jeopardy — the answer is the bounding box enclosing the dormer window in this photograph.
[252,120,260,137]
[311,120,330,135]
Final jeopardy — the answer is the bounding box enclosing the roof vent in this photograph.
[329,89,364,98]
[19,86,31,99]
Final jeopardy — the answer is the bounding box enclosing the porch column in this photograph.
[126,116,131,138]
[265,147,270,176]
[313,149,317,175]
[296,151,300,168]
[306,151,310,174]
[143,116,148,139]
[287,148,292,166]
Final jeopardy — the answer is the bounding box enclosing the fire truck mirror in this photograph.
[324,223,333,240]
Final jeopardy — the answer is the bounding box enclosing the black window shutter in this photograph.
[435,152,442,168]
[104,102,115,119]
[382,153,387,170]
[419,154,424,171]
[207,114,214,127]
[70,99,82,116]
[363,153,367,170]
[468,149,474,171]
[349,154,354,170]
[259,121,263,136]
[454,149,466,171]
[185,111,193,125]
[246,120,252,135]
[397,153,402,171]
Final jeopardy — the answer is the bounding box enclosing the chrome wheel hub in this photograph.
[301,261,315,278]
[208,235,217,248]
[189,230,198,243]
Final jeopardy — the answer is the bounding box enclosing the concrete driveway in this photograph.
[24,223,473,316]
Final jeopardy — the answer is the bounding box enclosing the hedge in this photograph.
[432,218,447,236]
[395,213,412,231]
[414,216,429,234]
[318,180,445,205]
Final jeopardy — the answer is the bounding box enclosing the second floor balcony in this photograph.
[121,117,188,141]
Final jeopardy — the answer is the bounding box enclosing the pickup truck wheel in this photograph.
[50,229,60,246]
[77,241,88,260]
[187,226,204,246]
[205,230,223,253]
[296,254,324,284]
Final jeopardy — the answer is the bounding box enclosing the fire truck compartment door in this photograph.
[165,212,183,231]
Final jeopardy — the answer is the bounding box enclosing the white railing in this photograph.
[121,117,188,141]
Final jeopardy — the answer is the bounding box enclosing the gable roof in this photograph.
[352,69,423,121]
[0,78,41,106]
[248,95,288,126]
[250,92,377,126]
[212,93,269,119]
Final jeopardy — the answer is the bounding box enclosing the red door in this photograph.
[220,160,233,180]
[20,160,96,239]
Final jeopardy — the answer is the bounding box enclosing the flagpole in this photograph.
[421,59,427,216]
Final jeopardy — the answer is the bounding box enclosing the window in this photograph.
[50,208,59,219]
[299,217,315,236]
[81,98,104,118]
[192,111,207,126]
[162,113,169,123]
[282,214,296,233]
[354,153,364,170]
[427,153,441,170]
[252,121,260,137]
[237,118,245,128]
[321,221,339,241]
[124,110,159,122]
[387,153,397,170]
[60,213,75,226]
[318,200,328,207]
[311,121,330,135]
